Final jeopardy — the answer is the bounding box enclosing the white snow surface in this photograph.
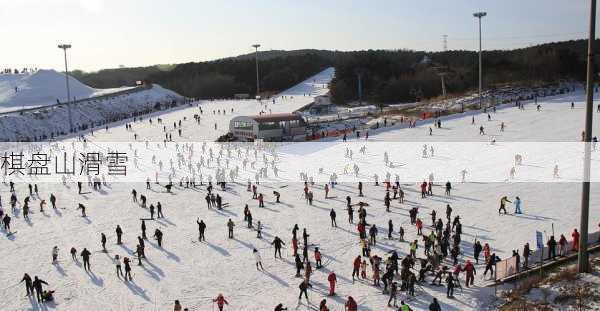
[1,72,599,311]
[0,70,134,112]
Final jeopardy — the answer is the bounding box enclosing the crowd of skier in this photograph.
[2,91,599,311]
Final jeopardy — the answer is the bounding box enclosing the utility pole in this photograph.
[58,44,73,133]
[252,44,261,98]
[473,12,486,109]
[578,0,595,274]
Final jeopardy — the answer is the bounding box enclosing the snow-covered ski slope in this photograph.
[1,82,599,311]
[0,70,134,113]
[76,67,334,142]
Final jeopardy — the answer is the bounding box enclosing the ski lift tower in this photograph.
[473,11,487,109]
[58,43,74,133]
[252,44,261,98]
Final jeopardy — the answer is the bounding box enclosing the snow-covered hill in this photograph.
[0,70,134,112]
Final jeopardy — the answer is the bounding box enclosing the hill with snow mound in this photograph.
[0,70,133,113]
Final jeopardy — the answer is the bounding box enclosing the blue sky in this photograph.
[0,0,594,71]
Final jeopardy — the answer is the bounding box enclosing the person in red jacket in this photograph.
[315,248,323,269]
[327,271,337,296]
[571,229,580,251]
[415,218,423,235]
[345,296,358,311]
[464,260,476,287]
[352,256,361,283]
[213,293,228,311]
[558,234,568,257]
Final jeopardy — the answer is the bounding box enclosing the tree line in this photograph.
[71,39,598,104]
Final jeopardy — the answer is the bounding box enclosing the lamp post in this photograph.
[252,44,261,98]
[58,44,74,132]
[473,11,486,109]
[578,0,595,274]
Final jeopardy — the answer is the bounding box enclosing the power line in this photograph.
[451,32,586,41]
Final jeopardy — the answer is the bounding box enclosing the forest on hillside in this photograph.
[72,39,599,104]
[329,40,596,104]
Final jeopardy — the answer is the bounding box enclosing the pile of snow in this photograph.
[0,83,183,141]
[0,70,134,112]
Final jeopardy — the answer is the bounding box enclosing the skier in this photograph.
[387,282,398,307]
[101,233,107,251]
[271,236,285,258]
[499,196,511,215]
[227,219,235,239]
[81,248,92,271]
[77,203,86,217]
[464,260,476,287]
[153,229,163,247]
[116,225,123,244]
[123,257,133,281]
[197,218,206,241]
[253,248,264,270]
[314,247,322,268]
[32,276,48,303]
[2,214,10,232]
[327,271,337,296]
[473,240,483,264]
[352,256,361,282]
[329,209,337,227]
[19,273,34,297]
[114,254,123,278]
[514,196,522,214]
[50,193,56,209]
[319,299,329,311]
[212,293,229,311]
[429,298,441,311]
[345,296,358,311]
[298,280,310,303]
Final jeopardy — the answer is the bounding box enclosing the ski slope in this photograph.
[77,67,334,143]
[0,70,134,113]
[0,82,599,311]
